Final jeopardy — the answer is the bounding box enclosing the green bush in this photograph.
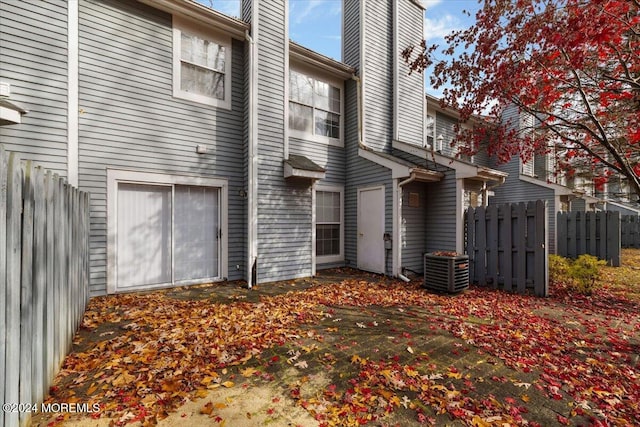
[567,254,607,295]
[549,254,571,283]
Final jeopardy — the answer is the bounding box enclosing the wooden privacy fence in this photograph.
[1,145,90,427]
[465,200,548,297]
[557,211,621,266]
[621,215,640,249]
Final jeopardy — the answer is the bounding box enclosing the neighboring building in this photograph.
[4,0,506,294]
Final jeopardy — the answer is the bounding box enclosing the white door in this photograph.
[117,184,172,289]
[357,186,385,273]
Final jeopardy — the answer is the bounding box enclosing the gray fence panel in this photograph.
[557,210,621,266]
[466,201,548,296]
[1,144,90,427]
[621,215,640,248]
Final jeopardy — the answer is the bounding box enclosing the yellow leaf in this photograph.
[214,402,227,410]
[521,394,530,402]
[241,367,258,378]
[221,381,235,388]
[194,389,209,398]
[446,371,462,379]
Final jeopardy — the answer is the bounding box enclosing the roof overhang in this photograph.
[519,174,581,196]
[284,155,326,180]
[392,139,506,183]
[289,42,355,80]
[358,146,443,181]
[136,0,249,39]
[0,98,28,125]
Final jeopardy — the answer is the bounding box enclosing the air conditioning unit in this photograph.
[423,253,469,293]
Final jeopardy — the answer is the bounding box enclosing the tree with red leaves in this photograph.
[404,0,640,202]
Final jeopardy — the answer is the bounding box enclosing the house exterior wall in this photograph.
[247,0,316,282]
[77,0,246,295]
[0,0,68,176]
[396,0,424,146]
[362,0,393,152]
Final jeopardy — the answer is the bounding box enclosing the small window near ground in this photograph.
[315,187,343,263]
[173,16,232,108]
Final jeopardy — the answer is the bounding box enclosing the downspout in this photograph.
[392,0,399,141]
[245,28,258,289]
[352,74,363,146]
[396,174,416,283]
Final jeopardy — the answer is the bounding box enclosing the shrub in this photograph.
[567,254,607,295]
[548,254,571,283]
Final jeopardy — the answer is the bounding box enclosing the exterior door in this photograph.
[357,186,385,273]
[115,182,221,290]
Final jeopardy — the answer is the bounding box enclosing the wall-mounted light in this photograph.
[196,144,208,154]
[436,134,444,152]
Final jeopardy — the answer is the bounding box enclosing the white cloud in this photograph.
[424,14,462,41]
[422,0,443,9]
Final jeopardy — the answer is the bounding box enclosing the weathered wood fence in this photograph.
[621,215,640,249]
[557,211,621,266]
[1,145,90,427]
[465,201,548,297]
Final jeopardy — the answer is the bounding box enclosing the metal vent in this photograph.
[423,253,469,293]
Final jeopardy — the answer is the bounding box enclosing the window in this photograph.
[173,16,232,108]
[315,186,343,263]
[289,69,342,145]
[426,114,435,147]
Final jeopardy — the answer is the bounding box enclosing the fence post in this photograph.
[45,171,56,385]
[586,211,596,258]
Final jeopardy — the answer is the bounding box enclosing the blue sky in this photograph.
[201,0,480,96]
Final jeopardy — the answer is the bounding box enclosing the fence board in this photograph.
[621,215,640,248]
[466,201,547,296]
[0,146,7,422]
[20,161,35,426]
[487,205,498,288]
[32,167,46,402]
[1,144,90,424]
[5,152,23,427]
[534,200,548,297]
[557,210,621,266]
[499,204,512,292]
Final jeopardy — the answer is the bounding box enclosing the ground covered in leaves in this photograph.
[33,250,640,427]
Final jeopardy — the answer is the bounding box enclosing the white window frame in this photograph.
[172,15,232,109]
[288,64,344,147]
[314,184,344,264]
[106,169,228,293]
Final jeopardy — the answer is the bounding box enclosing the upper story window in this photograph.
[173,16,232,109]
[289,68,343,146]
[425,114,435,147]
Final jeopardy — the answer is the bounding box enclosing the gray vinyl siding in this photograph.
[362,0,393,152]
[425,168,458,253]
[290,138,346,271]
[344,79,392,272]
[342,0,360,71]
[396,0,424,146]
[435,111,459,158]
[401,182,427,273]
[78,0,246,295]
[571,198,586,212]
[253,0,313,282]
[289,139,345,184]
[0,0,68,176]
[490,157,557,253]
